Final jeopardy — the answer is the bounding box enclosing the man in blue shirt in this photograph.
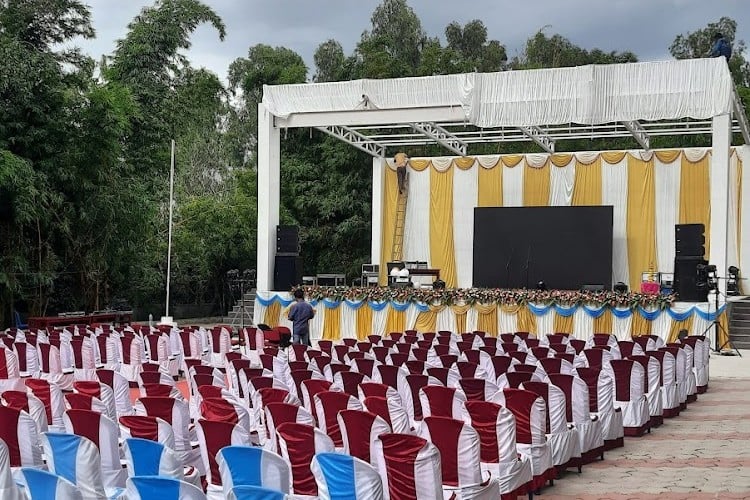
[287,288,315,346]
[709,33,732,60]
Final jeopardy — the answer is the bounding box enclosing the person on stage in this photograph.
[287,288,315,346]
[709,33,732,60]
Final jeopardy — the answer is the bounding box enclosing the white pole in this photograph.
[165,139,175,318]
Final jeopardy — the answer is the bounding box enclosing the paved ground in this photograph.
[550,350,750,499]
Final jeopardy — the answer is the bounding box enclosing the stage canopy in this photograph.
[257,58,749,292]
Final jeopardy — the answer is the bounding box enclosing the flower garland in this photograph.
[292,286,676,310]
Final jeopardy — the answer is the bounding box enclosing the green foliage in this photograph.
[512,29,637,69]
[313,39,345,82]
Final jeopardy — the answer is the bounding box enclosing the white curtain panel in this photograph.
[535,308,554,335]
[740,146,750,279]
[727,151,740,268]
[405,304,421,331]
[548,158,575,206]
[654,154,681,273]
[403,167,431,268]
[340,306,357,340]
[372,306,388,337]
[650,310,672,342]
[602,157,630,286]
[572,308,593,341]
[502,162,524,207]
[466,308,479,332]
[453,163,479,288]
[306,303,324,341]
[612,313,632,341]
[437,307,457,333]
[498,309,518,335]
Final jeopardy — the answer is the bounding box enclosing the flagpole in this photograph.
[165,139,175,320]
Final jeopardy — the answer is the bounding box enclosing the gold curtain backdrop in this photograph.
[381,148,746,290]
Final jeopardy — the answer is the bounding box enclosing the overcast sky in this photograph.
[74,0,749,81]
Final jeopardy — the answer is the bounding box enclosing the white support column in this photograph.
[371,157,384,266]
[257,103,281,292]
[710,113,732,295]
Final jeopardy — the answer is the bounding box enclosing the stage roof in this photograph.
[262,58,749,155]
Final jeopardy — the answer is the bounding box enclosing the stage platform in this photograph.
[254,287,728,345]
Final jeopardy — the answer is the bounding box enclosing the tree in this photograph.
[314,39,345,82]
[512,29,637,69]
[670,17,750,87]
[445,20,507,72]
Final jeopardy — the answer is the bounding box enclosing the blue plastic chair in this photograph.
[14,311,27,330]
[17,468,82,500]
[228,485,286,500]
[125,476,206,500]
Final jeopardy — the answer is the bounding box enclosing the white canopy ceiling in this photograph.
[263,58,736,128]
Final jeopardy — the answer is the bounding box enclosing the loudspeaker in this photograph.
[675,224,705,257]
[274,255,303,291]
[277,225,299,254]
[673,256,708,302]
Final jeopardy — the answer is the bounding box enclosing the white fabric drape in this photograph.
[309,303,324,341]
[654,155,681,273]
[498,309,517,335]
[502,163,524,207]
[602,156,631,285]
[453,164,479,288]
[403,167,431,271]
[405,305,421,331]
[572,309,592,341]
[372,306,388,337]
[549,159,576,206]
[534,308,553,335]
[340,307,357,340]
[727,151,740,268]
[650,310,672,342]
[612,312,633,341]
[740,147,750,281]
[437,307,457,333]
[466,308,479,332]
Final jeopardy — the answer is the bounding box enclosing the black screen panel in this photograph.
[473,206,613,290]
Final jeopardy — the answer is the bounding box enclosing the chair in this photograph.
[575,367,624,451]
[362,396,410,434]
[682,335,709,393]
[17,468,80,500]
[0,404,43,468]
[125,476,207,500]
[119,415,176,449]
[373,365,407,390]
[351,358,376,378]
[457,377,499,402]
[0,440,24,499]
[521,381,581,470]
[338,409,391,465]
[276,422,335,496]
[63,409,126,488]
[73,381,117,422]
[96,369,133,417]
[608,359,650,437]
[372,433,443,500]
[117,335,145,383]
[135,397,202,472]
[208,327,233,368]
[95,334,119,371]
[123,438,199,486]
[645,350,680,418]
[1,390,48,434]
[547,373,605,463]
[419,385,467,419]
[200,397,252,434]
[24,377,65,432]
[417,416,500,498]
[314,391,363,447]
[196,419,252,500]
[42,432,123,500]
[227,485,287,500]
[141,383,184,400]
[300,379,334,423]
[629,355,664,427]
[13,342,38,378]
[399,374,437,427]
[263,402,315,453]
[462,400,533,499]
[36,343,74,391]
[217,446,292,495]
[311,452,384,500]
[490,388,554,491]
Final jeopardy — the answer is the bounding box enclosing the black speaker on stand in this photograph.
[277,225,300,254]
[673,223,707,302]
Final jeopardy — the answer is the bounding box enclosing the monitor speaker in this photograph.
[675,224,705,257]
[673,256,708,302]
[274,255,303,291]
[277,225,300,254]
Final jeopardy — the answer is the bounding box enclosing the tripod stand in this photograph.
[702,280,741,357]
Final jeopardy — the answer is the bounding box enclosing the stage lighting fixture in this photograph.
[433,279,446,290]
[536,281,547,291]
[696,263,717,291]
[613,282,628,293]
